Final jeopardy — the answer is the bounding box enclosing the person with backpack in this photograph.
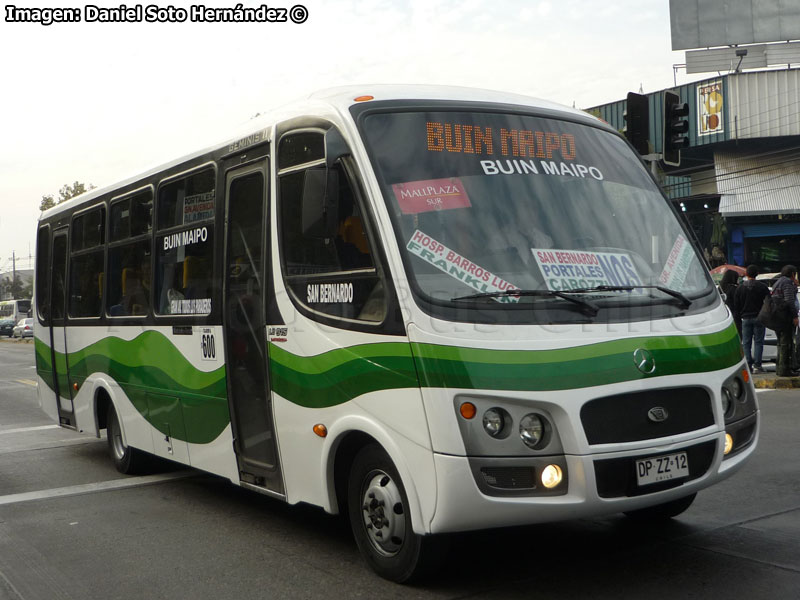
[734,265,769,373]
[770,265,800,377]
[720,268,741,334]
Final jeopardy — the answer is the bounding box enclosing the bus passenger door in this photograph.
[222,162,284,495]
[50,230,75,426]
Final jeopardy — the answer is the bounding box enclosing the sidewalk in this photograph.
[0,337,32,344]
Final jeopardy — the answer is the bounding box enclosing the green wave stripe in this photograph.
[35,331,228,444]
[34,337,55,395]
[35,325,741,434]
[412,324,742,391]
[268,342,418,409]
[268,323,742,408]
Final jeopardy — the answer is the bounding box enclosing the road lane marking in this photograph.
[0,425,59,435]
[0,472,195,506]
[0,438,104,455]
[14,379,37,386]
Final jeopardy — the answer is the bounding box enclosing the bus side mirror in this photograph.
[301,167,339,238]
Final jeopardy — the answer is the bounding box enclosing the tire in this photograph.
[624,493,697,521]
[347,443,446,583]
[107,403,150,475]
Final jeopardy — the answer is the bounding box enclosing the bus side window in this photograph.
[36,226,51,324]
[108,190,153,318]
[69,206,105,319]
[278,130,386,323]
[155,168,215,317]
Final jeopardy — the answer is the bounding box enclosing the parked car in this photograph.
[11,318,33,339]
[0,318,15,337]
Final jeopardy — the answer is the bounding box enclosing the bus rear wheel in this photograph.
[107,403,149,475]
[347,443,444,583]
[624,493,697,521]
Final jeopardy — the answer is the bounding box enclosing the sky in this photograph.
[0,0,697,274]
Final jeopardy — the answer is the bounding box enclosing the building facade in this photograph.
[590,69,800,274]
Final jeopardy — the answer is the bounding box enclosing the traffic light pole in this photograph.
[641,153,663,183]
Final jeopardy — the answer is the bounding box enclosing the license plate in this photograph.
[635,452,689,486]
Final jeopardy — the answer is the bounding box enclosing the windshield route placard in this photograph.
[532,248,644,291]
[407,230,519,302]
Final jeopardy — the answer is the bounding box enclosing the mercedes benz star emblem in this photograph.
[633,348,656,374]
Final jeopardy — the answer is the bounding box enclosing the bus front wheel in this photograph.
[107,404,149,475]
[347,443,444,583]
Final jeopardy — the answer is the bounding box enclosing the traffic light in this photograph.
[623,92,649,155]
[663,90,689,167]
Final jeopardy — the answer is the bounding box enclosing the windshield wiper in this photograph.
[562,285,692,309]
[451,289,599,316]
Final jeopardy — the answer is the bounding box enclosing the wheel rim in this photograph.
[110,414,127,460]
[360,469,406,557]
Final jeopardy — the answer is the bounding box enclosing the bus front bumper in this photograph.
[428,421,757,534]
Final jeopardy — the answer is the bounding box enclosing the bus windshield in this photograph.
[360,109,714,322]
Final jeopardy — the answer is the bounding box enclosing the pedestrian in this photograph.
[770,264,799,377]
[734,265,769,373]
[720,268,741,333]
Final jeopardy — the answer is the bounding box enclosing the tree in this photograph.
[10,274,25,299]
[40,180,95,211]
[21,278,33,300]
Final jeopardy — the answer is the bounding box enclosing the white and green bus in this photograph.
[35,86,758,582]
[0,298,32,323]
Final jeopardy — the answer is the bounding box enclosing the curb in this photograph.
[752,375,800,389]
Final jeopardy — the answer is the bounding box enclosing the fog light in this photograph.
[724,433,734,455]
[541,464,563,489]
[482,408,505,437]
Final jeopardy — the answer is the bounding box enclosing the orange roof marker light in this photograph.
[313,424,328,438]
[354,95,374,102]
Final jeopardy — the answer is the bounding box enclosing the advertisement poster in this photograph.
[698,81,723,136]
[392,178,471,214]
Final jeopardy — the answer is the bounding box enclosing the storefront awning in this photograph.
[716,151,800,216]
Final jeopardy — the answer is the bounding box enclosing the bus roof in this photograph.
[39,85,604,220]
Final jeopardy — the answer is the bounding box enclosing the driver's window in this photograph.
[278,130,386,322]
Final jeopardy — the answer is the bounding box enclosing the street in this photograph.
[1,338,799,599]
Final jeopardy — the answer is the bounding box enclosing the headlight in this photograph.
[721,387,733,417]
[519,413,546,449]
[731,377,744,399]
[482,408,505,437]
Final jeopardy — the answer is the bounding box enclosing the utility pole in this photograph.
[12,252,16,297]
